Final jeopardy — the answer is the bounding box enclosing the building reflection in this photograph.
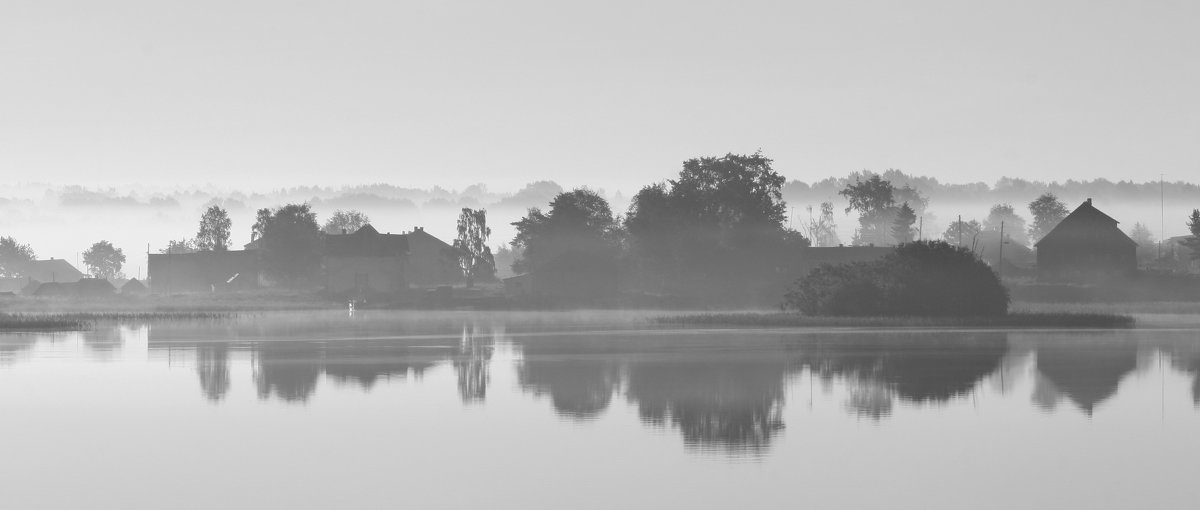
[1022,333,1140,415]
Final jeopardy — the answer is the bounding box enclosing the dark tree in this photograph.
[0,236,36,277]
[453,208,496,287]
[322,209,371,235]
[1028,193,1069,242]
[83,240,126,279]
[840,175,896,217]
[623,152,807,302]
[891,202,917,244]
[258,204,323,286]
[1185,209,1200,259]
[785,240,1009,317]
[512,188,618,273]
[196,205,232,251]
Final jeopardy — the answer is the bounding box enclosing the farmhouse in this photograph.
[1034,199,1136,282]
[323,225,409,296]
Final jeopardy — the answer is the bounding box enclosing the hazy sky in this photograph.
[2,0,1197,193]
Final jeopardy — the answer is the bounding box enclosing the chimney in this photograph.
[1086,198,1093,205]
[341,228,347,235]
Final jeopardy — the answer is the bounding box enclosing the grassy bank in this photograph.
[0,311,242,332]
[652,312,1136,329]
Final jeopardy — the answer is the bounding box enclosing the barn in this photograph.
[1034,199,1137,282]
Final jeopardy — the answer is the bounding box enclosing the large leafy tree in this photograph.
[0,236,36,277]
[512,188,617,273]
[83,240,126,279]
[322,209,371,235]
[839,175,918,246]
[196,205,232,251]
[1028,193,1069,242]
[251,208,273,242]
[453,208,496,286]
[258,204,323,286]
[624,152,808,300]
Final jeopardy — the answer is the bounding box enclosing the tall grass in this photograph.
[0,311,241,332]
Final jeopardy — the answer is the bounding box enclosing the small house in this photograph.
[1034,199,1137,282]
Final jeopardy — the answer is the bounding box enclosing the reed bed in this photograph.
[652,312,1136,329]
[0,311,241,332]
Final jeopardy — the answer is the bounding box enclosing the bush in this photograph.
[784,240,1009,316]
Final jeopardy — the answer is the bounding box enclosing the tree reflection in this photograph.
[253,341,322,403]
[515,332,620,419]
[625,357,788,451]
[804,332,1009,418]
[452,325,494,403]
[196,343,230,402]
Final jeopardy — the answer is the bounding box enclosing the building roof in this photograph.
[23,259,86,282]
[1034,199,1137,248]
[405,226,455,249]
[32,278,116,297]
[324,224,410,257]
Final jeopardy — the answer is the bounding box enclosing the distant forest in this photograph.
[3,170,1197,218]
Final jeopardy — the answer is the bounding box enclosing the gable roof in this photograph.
[405,226,455,250]
[1034,199,1137,248]
[23,259,86,282]
[324,224,409,257]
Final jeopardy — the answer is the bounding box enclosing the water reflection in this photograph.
[4,312,1200,456]
[1026,333,1140,414]
[801,332,1008,418]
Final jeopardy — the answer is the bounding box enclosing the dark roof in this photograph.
[32,279,116,297]
[1034,199,1137,248]
[121,278,149,293]
[324,224,409,257]
[405,227,455,250]
[24,259,86,282]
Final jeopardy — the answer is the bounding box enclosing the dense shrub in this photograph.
[784,240,1009,317]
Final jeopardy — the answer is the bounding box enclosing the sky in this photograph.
[2,0,1197,193]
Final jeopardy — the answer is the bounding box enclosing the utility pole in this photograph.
[957,215,962,247]
[1160,174,1164,259]
[918,216,923,241]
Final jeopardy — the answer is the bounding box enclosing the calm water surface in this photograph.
[2,311,1199,509]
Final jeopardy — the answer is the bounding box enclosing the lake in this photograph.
[2,311,1198,509]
